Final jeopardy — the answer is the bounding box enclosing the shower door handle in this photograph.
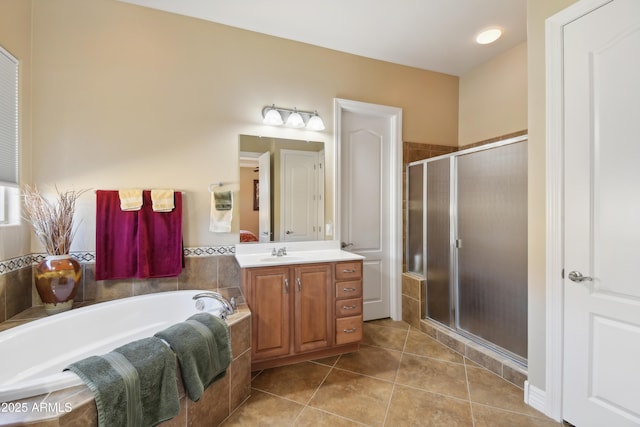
[568,271,593,283]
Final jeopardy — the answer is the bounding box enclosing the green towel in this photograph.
[214,191,232,211]
[155,313,232,402]
[65,336,179,427]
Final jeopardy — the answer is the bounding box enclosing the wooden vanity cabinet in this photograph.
[242,260,362,370]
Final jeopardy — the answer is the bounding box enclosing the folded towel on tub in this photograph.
[65,336,179,427]
[154,312,232,402]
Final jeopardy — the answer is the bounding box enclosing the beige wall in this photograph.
[0,0,32,260]
[22,0,458,253]
[526,0,577,390]
[458,42,528,145]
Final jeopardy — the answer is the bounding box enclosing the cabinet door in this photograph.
[293,264,333,352]
[248,267,291,360]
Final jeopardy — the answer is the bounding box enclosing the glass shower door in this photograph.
[425,158,452,327]
[455,141,528,359]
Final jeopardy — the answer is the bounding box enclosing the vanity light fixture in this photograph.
[286,109,305,128]
[306,111,325,131]
[262,105,284,125]
[475,27,503,45]
[261,105,325,131]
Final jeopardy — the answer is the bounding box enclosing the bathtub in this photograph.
[0,290,228,403]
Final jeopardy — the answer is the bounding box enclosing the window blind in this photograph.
[0,46,18,186]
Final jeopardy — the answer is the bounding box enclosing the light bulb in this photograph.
[306,113,325,131]
[286,110,305,128]
[263,106,283,125]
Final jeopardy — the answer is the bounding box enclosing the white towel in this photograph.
[209,191,233,233]
[151,189,175,212]
[118,189,143,211]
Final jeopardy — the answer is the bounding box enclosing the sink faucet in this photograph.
[192,292,235,319]
[271,247,287,257]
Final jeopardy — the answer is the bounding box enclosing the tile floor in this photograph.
[221,319,561,426]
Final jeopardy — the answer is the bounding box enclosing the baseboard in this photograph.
[524,380,547,414]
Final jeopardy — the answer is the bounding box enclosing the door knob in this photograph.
[568,271,593,283]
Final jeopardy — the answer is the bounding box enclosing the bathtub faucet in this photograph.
[193,292,236,319]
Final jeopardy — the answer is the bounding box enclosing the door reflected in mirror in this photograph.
[239,135,326,243]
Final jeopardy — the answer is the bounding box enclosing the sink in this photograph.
[258,256,305,263]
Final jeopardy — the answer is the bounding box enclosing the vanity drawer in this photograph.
[335,298,362,318]
[335,316,363,344]
[335,262,362,280]
[335,280,362,299]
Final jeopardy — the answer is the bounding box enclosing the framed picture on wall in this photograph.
[253,179,259,211]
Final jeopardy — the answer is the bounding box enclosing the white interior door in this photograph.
[258,151,271,242]
[562,1,640,425]
[280,149,319,242]
[340,110,392,321]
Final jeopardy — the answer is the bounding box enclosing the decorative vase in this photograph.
[35,255,82,315]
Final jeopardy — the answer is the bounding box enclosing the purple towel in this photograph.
[96,190,183,280]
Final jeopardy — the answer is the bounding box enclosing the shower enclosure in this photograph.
[406,136,528,364]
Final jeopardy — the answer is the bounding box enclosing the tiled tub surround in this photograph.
[401,272,527,388]
[0,248,242,328]
[0,305,252,426]
[0,249,250,425]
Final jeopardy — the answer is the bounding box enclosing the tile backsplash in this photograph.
[0,246,240,323]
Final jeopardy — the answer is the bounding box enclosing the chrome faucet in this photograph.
[271,247,287,257]
[192,292,235,319]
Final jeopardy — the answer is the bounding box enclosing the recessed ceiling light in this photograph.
[476,28,503,45]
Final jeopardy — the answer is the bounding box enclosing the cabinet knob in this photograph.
[343,287,357,292]
[342,269,356,273]
[284,278,289,293]
[343,328,358,333]
[342,305,357,310]
[296,277,302,292]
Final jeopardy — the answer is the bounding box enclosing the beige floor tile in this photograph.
[221,389,303,426]
[466,366,541,418]
[312,355,341,367]
[334,344,402,381]
[251,361,331,404]
[403,330,465,364]
[385,384,473,427]
[396,353,469,399]
[361,323,409,351]
[472,403,562,426]
[366,318,411,331]
[295,407,365,426]
[309,368,394,426]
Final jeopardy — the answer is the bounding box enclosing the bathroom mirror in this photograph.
[238,135,327,243]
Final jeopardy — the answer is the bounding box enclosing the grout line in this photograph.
[464,357,476,426]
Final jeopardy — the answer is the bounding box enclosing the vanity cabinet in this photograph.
[241,260,362,370]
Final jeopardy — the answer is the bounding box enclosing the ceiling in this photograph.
[119,0,527,76]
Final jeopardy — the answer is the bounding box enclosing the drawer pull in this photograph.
[342,269,357,273]
[342,305,357,310]
[342,287,357,292]
[284,278,289,294]
[343,328,358,333]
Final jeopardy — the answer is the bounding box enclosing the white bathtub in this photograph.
[0,290,227,403]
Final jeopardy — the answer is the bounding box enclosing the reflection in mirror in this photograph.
[239,135,325,243]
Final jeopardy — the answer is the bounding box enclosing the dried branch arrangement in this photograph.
[22,185,88,255]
